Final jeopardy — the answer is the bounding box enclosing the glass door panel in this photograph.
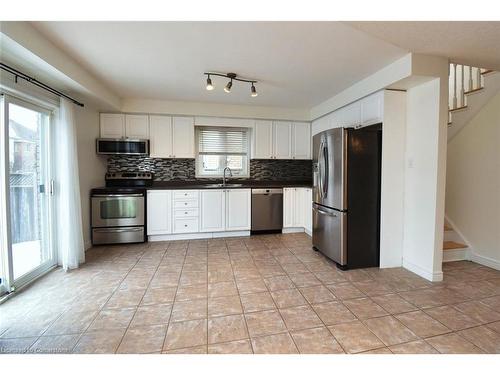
[4,98,55,286]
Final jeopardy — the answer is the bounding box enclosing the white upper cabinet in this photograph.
[200,190,225,232]
[292,122,311,159]
[253,121,311,160]
[344,101,361,127]
[360,91,384,127]
[125,114,149,139]
[273,121,293,159]
[253,120,273,159]
[172,116,195,158]
[148,115,194,159]
[225,189,251,231]
[149,115,173,158]
[146,190,172,235]
[100,113,125,138]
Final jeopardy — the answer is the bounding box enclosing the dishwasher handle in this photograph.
[251,189,283,195]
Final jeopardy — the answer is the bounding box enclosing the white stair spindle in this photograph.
[460,65,465,107]
[476,67,481,89]
[452,63,457,109]
[468,66,473,92]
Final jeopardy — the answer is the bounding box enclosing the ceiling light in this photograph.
[204,72,259,97]
[251,84,258,97]
[206,75,214,91]
[224,80,233,93]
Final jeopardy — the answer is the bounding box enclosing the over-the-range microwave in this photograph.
[96,138,149,155]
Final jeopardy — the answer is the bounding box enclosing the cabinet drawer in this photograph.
[173,218,199,233]
[173,190,199,200]
[173,200,199,209]
[174,209,199,218]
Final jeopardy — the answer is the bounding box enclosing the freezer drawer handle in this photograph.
[313,207,337,217]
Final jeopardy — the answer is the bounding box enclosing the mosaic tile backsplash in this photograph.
[107,156,312,182]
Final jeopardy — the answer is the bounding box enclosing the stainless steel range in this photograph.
[91,172,152,245]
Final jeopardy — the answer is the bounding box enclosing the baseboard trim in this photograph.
[282,227,305,234]
[403,259,443,282]
[470,252,500,271]
[148,231,250,241]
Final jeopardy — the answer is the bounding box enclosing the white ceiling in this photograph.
[348,22,500,71]
[30,21,408,108]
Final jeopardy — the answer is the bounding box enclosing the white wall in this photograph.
[74,104,106,249]
[379,90,407,267]
[402,78,447,281]
[446,92,500,270]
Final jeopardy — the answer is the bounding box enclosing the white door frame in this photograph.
[0,94,57,294]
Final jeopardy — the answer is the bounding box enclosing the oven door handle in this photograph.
[92,194,144,198]
[93,227,143,233]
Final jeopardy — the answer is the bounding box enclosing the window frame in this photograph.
[195,126,250,178]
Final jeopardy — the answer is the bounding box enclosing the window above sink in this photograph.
[195,126,250,178]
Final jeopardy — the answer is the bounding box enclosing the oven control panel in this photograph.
[105,172,153,180]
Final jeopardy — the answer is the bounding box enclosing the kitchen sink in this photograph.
[204,183,244,188]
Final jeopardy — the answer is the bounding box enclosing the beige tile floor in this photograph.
[1,233,500,354]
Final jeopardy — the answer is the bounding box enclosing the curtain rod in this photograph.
[0,62,84,107]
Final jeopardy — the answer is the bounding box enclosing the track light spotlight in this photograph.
[251,83,258,97]
[206,75,214,91]
[224,79,233,93]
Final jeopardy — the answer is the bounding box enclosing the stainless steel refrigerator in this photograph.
[312,126,381,269]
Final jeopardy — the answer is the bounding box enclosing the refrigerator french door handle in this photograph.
[318,141,324,199]
[322,143,329,197]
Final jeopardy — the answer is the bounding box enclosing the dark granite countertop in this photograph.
[146,180,313,190]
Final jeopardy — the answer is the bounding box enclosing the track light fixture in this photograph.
[206,75,214,91]
[251,83,258,97]
[204,72,258,97]
[224,79,233,93]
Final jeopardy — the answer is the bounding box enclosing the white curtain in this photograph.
[56,98,85,270]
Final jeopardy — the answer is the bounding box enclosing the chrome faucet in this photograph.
[222,167,233,186]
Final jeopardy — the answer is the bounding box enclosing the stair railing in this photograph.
[449,63,488,111]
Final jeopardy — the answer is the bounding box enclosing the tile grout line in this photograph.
[110,242,170,353]
[161,241,189,353]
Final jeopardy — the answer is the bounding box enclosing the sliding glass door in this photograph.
[0,95,56,293]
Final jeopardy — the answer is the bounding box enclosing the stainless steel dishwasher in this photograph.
[251,188,283,233]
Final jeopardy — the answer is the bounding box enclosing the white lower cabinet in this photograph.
[147,190,172,235]
[304,188,312,234]
[226,189,251,231]
[200,189,251,232]
[200,190,225,232]
[283,187,312,234]
[283,188,296,228]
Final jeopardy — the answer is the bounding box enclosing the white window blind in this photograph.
[198,127,249,155]
[196,126,249,177]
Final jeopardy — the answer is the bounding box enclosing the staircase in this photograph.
[442,221,469,262]
[444,63,499,262]
[448,63,500,140]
